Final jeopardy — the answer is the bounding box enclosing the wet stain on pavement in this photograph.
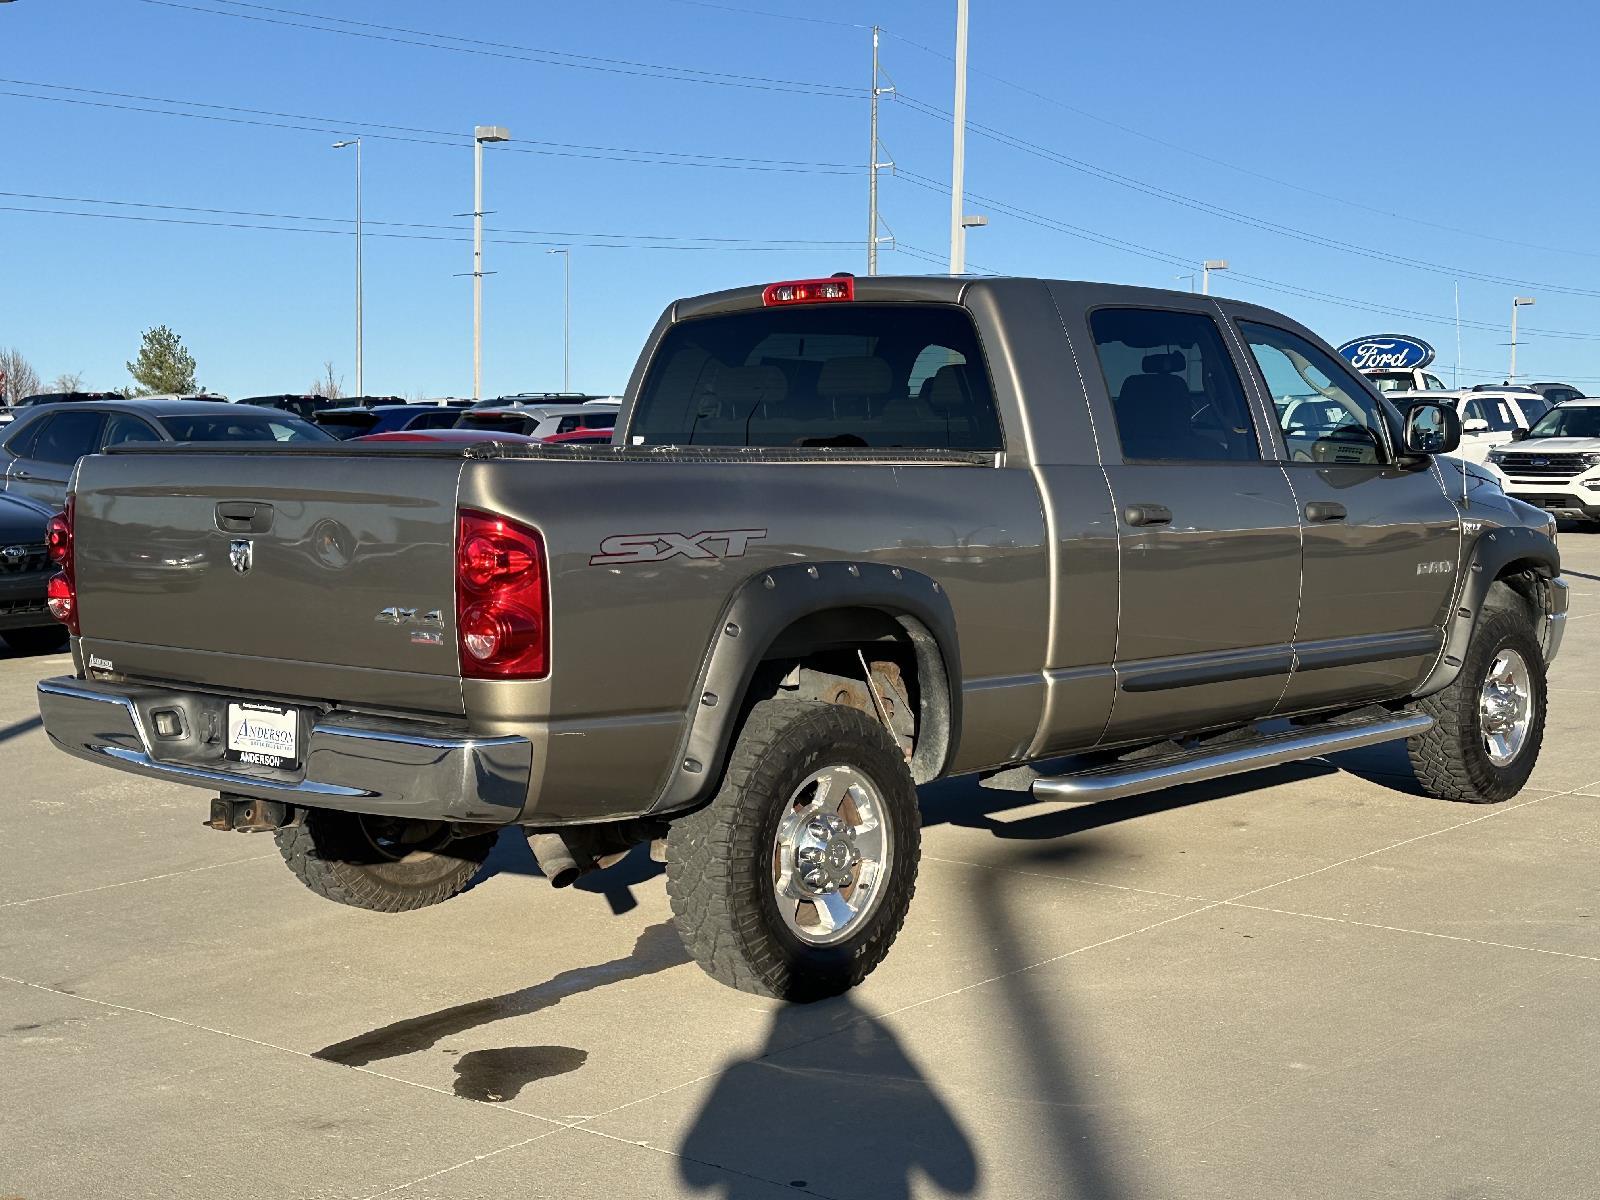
[452,1045,588,1101]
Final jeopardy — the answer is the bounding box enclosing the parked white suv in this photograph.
[1389,389,1550,464]
[1484,398,1600,523]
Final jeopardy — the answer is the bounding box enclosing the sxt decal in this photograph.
[590,529,767,566]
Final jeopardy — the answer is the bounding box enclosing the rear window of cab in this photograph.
[629,304,1003,450]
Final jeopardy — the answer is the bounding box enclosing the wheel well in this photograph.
[1487,560,1551,629]
[744,606,953,784]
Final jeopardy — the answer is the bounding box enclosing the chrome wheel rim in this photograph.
[771,765,893,946]
[1479,648,1533,767]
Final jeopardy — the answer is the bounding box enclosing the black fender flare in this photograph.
[1412,524,1560,700]
[647,561,962,815]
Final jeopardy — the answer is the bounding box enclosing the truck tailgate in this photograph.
[72,449,467,716]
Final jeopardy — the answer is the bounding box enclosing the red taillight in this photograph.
[762,276,854,306]
[46,497,78,634]
[456,509,548,679]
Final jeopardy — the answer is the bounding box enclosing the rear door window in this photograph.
[29,411,107,465]
[1089,307,1260,462]
[630,303,1002,449]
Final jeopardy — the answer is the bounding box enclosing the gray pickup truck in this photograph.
[36,276,1567,1001]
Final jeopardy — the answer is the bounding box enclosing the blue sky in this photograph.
[3,0,1598,399]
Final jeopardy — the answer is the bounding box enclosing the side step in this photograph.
[1030,712,1432,806]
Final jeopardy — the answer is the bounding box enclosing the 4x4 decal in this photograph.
[590,528,767,566]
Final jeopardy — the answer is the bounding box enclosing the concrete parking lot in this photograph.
[3,539,1597,1200]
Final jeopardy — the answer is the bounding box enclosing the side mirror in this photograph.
[1462,417,1491,433]
[1403,402,1461,457]
[1512,427,1530,441]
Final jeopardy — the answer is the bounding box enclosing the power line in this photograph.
[0,79,856,175]
[892,171,1600,343]
[0,200,859,252]
[134,0,860,97]
[894,93,1600,299]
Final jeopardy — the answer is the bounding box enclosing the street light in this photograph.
[1174,273,1196,293]
[947,0,970,274]
[1202,259,1229,296]
[547,248,570,392]
[331,138,362,396]
[1510,295,1536,382]
[472,124,511,400]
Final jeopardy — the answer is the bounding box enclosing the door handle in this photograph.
[11,469,30,480]
[1304,501,1347,522]
[1123,503,1173,527]
[215,501,275,534]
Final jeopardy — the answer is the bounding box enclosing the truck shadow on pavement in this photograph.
[0,715,43,745]
[312,921,689,1102]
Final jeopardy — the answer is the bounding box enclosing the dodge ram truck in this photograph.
[36,276,1567,1001]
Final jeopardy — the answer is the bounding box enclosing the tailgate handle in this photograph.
[215,502,274,534]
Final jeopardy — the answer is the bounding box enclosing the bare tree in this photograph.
[312,360,345,400]
[49,371,85,393]
[0,346,42,404]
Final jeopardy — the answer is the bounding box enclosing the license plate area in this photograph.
[225,701,300,770]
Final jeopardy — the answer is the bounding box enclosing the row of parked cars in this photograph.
[0,390,619,656]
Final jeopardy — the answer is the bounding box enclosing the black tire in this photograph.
[666,699,920,1002]
[274,809,497,912]
[2,626,69,656]
[1408,607,1546,803]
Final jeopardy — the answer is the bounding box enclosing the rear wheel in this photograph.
[667,699,920,1001]
[1408,607,1546,803]
[2,626,69,656]
[275,810,497,912]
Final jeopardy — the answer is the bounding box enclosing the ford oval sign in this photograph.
[1336,334,1436,372]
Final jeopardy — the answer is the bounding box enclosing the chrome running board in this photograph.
[1030,712,1432,806]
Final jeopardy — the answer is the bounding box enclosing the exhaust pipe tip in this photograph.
[527,832,585,888]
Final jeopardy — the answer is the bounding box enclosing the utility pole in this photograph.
[472,125,511,400]
[1454,281,1462,389]
[867,26,897,275]
[948,0,970,275]
[332,138,363,396]
[1202,259,1228,296]
[548,248,571,392]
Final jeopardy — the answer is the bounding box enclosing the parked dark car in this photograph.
[0,492,65,656]
[313,404,463,440]
[239,394,342,421]
[1527,382,1586,406]
[13,391,124,408]
[0,399,333,509]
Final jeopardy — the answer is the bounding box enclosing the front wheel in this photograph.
[275,810,498,912]
[1408,607,1547,803]
[667,700,920,1001]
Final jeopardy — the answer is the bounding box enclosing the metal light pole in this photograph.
[332,138,363,396]
[472,125,511,400]
[547,248,570,392]
[1174,273,1195,293]
[1202,259,1228,296]
[1509,295,1535,382]
[948,0,970,275]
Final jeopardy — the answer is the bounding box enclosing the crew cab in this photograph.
[35,276,1565,1001]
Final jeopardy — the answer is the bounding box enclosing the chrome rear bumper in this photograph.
[36,676,531,823]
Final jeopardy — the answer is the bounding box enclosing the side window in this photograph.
[1238,322,1390,465]
[29,411,107,466]
[4,416,46,459]
[1462,398,1489,427]
[1423,373,1447,391]
[1088,307,1259,462]
[103,413,163,447]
